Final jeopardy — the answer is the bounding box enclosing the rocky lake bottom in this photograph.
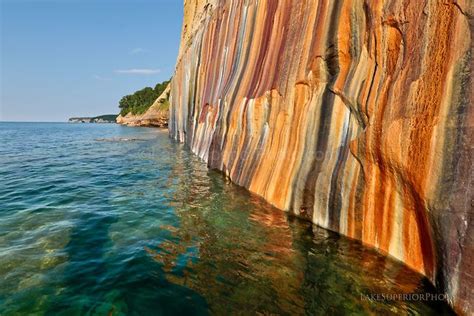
[0,122,454,315]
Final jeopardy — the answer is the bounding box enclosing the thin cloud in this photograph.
[130,48,148,54]
[115,69,161,75]
[93,75,112,81]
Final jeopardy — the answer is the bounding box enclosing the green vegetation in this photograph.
[93,114,118,122]
[157,99,170,111]
[119,79,170,116]
[68,114,117,123]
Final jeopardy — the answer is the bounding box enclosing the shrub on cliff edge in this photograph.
[119,79,170,116]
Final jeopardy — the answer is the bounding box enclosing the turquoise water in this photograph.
[0,122,453,315]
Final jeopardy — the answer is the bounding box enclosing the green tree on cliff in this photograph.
[119,79,170,116]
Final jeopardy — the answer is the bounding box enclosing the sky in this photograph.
[0,0,183,121]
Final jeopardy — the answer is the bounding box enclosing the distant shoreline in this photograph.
[68,114,118,124]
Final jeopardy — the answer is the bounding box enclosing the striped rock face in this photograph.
[170,0,473,313]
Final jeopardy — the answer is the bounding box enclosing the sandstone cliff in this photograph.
[116,84,171,127]
[170,0,473,313]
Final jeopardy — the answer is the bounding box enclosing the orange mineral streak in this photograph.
[170,0,472,313]
[332,0,352,94]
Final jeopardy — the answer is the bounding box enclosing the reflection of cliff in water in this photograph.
[145,147,452,315]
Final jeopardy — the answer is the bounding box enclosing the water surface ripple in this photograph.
[0,123,453,315]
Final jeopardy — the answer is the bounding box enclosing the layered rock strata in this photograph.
[170,0,473,313]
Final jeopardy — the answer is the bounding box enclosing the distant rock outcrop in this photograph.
[69,114,117,123]
[116,84,170,127]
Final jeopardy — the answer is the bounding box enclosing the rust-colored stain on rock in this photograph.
[169,0,473,313]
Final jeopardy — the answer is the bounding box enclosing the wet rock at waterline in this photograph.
[169,0,473,313]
